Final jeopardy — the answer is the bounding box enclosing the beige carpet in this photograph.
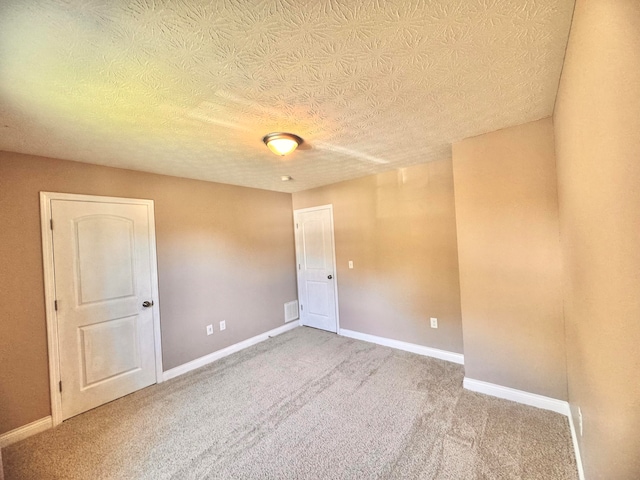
[2,327,578,479]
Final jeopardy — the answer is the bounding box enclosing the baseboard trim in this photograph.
[463,377,570,415]
[339,329,464,365]
[567,407,586,480]
[0,416,52,448]
[162,321,300,381]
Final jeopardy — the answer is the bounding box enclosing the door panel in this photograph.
[294,207,338,333]
[51,199,157,420]
[307,281,330,315]
[75,216,136,304]
[80,315,140,387]
[302,219,326,270]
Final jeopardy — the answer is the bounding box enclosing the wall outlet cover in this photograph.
[220,320,226,331]
[206,324,214,335]
[430,317,438,328]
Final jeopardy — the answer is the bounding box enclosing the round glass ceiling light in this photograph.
[262,132,303,156]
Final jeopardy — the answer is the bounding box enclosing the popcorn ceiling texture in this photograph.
[0,0,574,193]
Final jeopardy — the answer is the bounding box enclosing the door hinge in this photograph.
[54,300,58,311]
[59,381,62,392]
[296,223,298,229]
[300,304,303,311]
[298,263,301,270]
[50,219,53,230]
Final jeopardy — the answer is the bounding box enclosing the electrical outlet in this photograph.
[430,317,438,328]
[578,407,583,436]
[206,324,213,336]
[348,260,354,269]
[220,320,226,331]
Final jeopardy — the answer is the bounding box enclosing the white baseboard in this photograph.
[567,407,586,480]
[339,329,464,365]
[463,377,570,416]
[0,416,52,448]
[163,321,300,381]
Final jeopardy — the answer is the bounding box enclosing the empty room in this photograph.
[0,0,638,479]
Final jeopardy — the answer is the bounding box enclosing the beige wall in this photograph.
[554,1,640,478]
[0,152,297,435]
[292,159,463,354]
[452,118,567,400]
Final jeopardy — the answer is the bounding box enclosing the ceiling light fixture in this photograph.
[263,132,303,156]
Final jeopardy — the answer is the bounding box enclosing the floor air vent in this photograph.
[284,300,299,323]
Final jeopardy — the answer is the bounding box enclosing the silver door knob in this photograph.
[327,275,333,279]
[142,300,154,308]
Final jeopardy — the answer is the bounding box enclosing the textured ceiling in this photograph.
[0,0,574,193]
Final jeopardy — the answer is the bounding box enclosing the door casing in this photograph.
[40,192,164,426]
[293,204,340,333]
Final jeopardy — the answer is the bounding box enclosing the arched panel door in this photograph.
[50,198,158,421]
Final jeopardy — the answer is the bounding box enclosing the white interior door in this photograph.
[49,197,159,420]
[294,206,338,333]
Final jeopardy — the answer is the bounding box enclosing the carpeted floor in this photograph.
[2,327,578,479]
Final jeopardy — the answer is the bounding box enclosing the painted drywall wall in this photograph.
[292,159,463,354]
[452,118,567,400]
[554,0,640,478]
[0,152,297,435]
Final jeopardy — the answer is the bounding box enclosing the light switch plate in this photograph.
[348,261,353,269]
[220,320,226,331]
[206,324,214,335]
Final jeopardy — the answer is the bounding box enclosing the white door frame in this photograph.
[40,192,164,427]
[293,204,340,333]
